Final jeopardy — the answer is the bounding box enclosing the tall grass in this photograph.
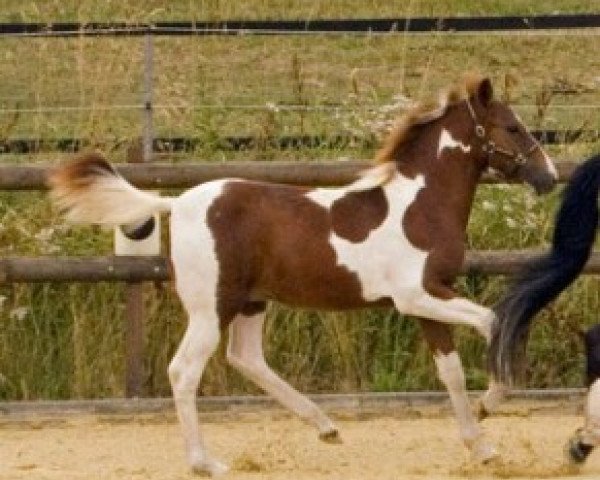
[1,1,600,400]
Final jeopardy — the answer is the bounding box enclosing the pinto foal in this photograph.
[50,75,557,475]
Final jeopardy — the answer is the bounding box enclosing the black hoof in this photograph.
[319,429,342,444]
[567,437,594,464]
[475,401,490,421]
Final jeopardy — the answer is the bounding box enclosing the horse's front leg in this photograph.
[418,318,499,462]
[404,288,509,419]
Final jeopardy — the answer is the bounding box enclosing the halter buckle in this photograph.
[475,125,486,138]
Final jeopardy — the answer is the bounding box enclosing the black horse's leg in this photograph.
[567,323,600,464]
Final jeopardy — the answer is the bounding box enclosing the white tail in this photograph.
[49,152,173,226]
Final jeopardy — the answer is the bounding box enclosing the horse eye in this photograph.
[506,125,520,134]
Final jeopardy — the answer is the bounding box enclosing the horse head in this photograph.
[464,75,558,194]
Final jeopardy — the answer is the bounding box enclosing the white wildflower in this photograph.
[481,200,495,211]
[265,102,280,113]
[34,227,55,243]
[9,307,29,321]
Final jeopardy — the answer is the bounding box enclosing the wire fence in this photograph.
[1,14,599,400]
[1,13,600,36]
[1,15,600,162]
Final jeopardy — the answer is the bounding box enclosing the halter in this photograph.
[465,99,540,169]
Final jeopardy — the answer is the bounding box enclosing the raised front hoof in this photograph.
[191,459,229,477]
[319,429,342,444]
[565,436,594,465]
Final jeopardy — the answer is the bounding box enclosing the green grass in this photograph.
[1,1,600,400]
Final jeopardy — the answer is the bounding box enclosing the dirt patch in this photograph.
[2,406,600,480]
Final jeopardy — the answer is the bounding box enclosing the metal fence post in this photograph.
[124,32,155,398]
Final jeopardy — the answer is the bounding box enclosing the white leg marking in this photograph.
[227,313,338,439]
[434,351,498,462]
[168,315,228,476]
[168,185,230,475]
[406,295,494,343]
[580,379,600,445]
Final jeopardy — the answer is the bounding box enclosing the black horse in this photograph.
[490,154,600,463]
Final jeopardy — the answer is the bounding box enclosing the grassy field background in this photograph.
[1,1,600,400]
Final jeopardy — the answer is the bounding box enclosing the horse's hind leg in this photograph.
[419,319,498,462]
[168,313,227,476]
[226,311,339,442]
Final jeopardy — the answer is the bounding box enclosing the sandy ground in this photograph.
[2,403,600,480]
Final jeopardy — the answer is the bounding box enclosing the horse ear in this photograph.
[476,77,494,107]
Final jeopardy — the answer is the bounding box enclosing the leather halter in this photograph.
[465,99,540,169]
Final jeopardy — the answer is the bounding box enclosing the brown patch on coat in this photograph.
[400,100,487,300]
[331,188,388,243]
[419,318,455,355]
[48,151,116,194]
[206,181,391,328]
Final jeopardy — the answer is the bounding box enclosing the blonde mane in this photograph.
[374,73,484,165]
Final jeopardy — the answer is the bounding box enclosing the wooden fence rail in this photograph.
[0,159,579,190]
[2,250,600,283]
[0,158,592,398]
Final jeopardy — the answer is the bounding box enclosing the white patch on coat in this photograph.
[514,110,558,180]
[588,379,600,419]
[306,172,428,303]
[433,351,483,443]
[540,147,558,179]
[168,179,231,474]
[170,179,229,312]
[306,171,494,338]
[437,128,471,158]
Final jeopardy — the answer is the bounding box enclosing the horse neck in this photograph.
[395,114,486,231]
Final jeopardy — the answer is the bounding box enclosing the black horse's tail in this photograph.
[490,154,600,384]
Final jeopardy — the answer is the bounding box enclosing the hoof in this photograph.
[319,429,342,444]
[474,400,490,422]
[565,436,594,465]
[470,440,500,464]
[191,458,229,477]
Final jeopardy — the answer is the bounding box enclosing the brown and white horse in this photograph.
[50,74,557,475]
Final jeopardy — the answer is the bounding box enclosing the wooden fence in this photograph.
[1,159,598,396]
[1,159,596,282]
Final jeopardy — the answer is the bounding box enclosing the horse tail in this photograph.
[49,152,174,227]
[490,154,600,384]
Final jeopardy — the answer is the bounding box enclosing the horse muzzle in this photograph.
[532,174,557,195]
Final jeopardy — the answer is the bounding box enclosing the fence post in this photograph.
[123,32,155,398]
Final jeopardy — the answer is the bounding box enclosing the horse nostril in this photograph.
[534,176,557,195]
